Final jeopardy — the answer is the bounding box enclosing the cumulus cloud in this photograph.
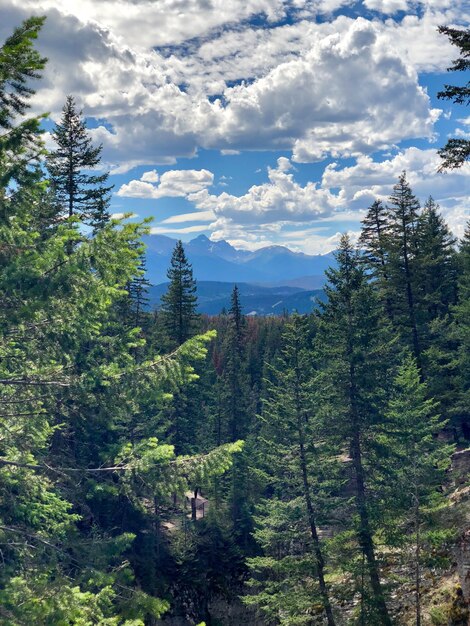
[322,147,470,206]
[189,157,341,226]
[176,149,469,248]
[322,147,470,235]
[117,169,214,198]
[141,170,159,183]
[1,1,455,169]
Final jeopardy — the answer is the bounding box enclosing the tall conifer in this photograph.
[317,235,393,625]
[46,95,111,229]
[161,240,198,347]
[386,172,422,368]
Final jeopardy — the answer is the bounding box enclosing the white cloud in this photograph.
[178,148,469,249]
[322,147,470,205]
[117,169,214,198]
[149,224,209,234]
[162,210,216,223]
[141,170,159,183]
[188,157,341,226]
[1,2,453,169]
[204,19,439,160]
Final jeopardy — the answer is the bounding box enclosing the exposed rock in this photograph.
[451,449,470,487]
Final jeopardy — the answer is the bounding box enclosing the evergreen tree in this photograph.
[223,285,250,441]
[246,316,337,626]
[358,199,393,320]
[46,95,111,229]
[161,240,199,347]
[386,172,422,368]
[0,19,244,622]
[452,223,470,438]
[437,26,470,170]
[416,197,458,323]
[381,357,453,625]
[0,17,47,226]
[317,235,393,625]
[415,197,458,376]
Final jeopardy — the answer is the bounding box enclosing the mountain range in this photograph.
[144,234,335,315]
[143,234,335,287]
[148,281,326,315]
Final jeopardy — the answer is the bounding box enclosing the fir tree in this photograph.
[386,172,422,369]
[247,316,337,626]
[416,197,458,327]
[46,95,111,229]
[452,224,470,438]
[317,235,393,625]
[381,357,453,625]
[0,17,47,225]
[127,249,151,329]
[161,240,199,347]
[437,26,470,170]
[358,199,393,320]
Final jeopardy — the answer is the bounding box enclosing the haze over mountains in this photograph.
[144,234,334,315]
[144,234,335,287]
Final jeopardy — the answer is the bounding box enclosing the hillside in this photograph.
[149,281,325,315]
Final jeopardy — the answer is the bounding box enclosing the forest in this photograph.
[1,15,470,626]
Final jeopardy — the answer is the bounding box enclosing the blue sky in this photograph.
[2,0,469,253]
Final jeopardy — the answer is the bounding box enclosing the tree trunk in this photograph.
[414,484,421,626]
[298,426,337,626]
[348,353,392,625]
[191,487,198,521]
[402,215,422,372]
[293,348,336,626]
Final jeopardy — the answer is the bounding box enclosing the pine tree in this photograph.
[381,357,453,626]
[437,26,470,170]
[0,17,47,226]
[161,240,199,347]
[127,250,151,329]
[386,172,422,369]
[46,95,111,229]
[246,316,337,626]
[359,199,394,320]
[452,224,470,438]
[317,234,393,625]
[415,197,458,333]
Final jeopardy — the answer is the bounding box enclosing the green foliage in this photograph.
[46,95,112,229]
[161,240,199,347]
[1,18,468,625]
[437,26,470,170]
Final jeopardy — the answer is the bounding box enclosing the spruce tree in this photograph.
[386,171,422,369]
[161,240,198,347]
[317,235,393,625]
[380,356,453,626]
[223,285,250,441]
[127,250,151,329]
[0,17,47,225]
[46,95,111,229]
[437,26,470,170]
[415,197,457,329]
[247,316,337,626]
[359,199,393,320]
[452,224,470,438]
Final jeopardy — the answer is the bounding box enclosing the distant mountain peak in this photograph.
[143,232,336,285]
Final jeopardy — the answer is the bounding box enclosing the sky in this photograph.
[2,0,469,254]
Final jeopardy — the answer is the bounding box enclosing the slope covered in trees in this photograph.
[1,15,469,626]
